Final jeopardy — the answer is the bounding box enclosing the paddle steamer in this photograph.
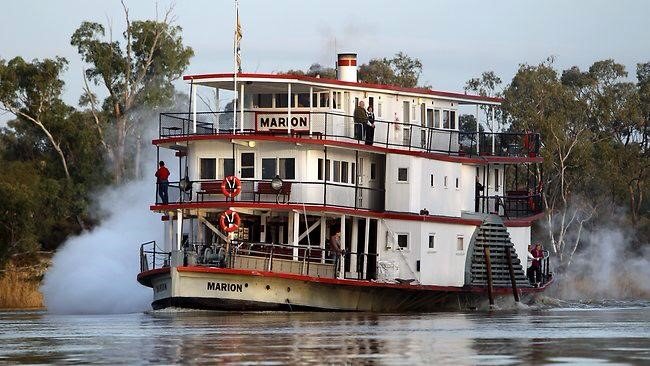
[138,53,552,311]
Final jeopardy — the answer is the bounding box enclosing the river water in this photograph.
[0,301,648,365]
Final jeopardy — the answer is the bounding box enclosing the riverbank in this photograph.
[0,256,50,309]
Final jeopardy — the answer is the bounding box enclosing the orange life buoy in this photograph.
[221,176,242,198]
[219,209,241,233]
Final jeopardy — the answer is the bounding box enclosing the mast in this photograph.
[233,0,242,133]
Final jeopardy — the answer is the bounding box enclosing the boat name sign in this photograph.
[256,112,309,132]
[207,281,244,292]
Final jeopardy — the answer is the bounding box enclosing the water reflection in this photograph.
[0,306,649,365]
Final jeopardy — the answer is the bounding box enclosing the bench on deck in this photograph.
[255,181,292,203]
[196,182,224,201]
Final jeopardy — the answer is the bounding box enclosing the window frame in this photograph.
[199,157,217,180]
[240,152,255,179]
[428,233,436,251]
[397,167,409,183]
[396,233,409,250]
[456,235,465,252]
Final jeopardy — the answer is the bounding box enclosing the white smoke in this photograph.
[552,224,650,300]
[41,180,160,314]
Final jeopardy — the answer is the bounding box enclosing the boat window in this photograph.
[430,173,435,187]
[318,158,324,180]
[241,153,255,178]
[397,233,408,249]
[332,91,342,110]
[377,102,382,118]
[434,109,441,128]
[455,177,460,189]
[397,168,408,182]
[276,93,288,108]
[351,163,356,184]
[262,158,276,179]
[297,93,310,108]
[325,159,331,180]
[495,169,500,191]
[370,163,376,180]
[341,161,349,183]
[257,94,273,108]
[200,158,216,180]
[279,158,295,180]
[456,236,464,251]
[220,158,235,179]
[319,93,330,108]
[450,111,457,129]
[428,234,435,249]
[444,176,448,188]
[333,161,341,182]
[443,110,450,129]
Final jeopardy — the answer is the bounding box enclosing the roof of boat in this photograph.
[182,72,503,105]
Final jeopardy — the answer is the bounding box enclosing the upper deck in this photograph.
[155,73,541,162]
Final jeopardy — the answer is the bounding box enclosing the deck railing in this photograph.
[158,110,539,158]
[156,178,386,211]
[139,239,377,280]
[477,193,543,218]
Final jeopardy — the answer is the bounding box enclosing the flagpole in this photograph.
[232,0,238,134]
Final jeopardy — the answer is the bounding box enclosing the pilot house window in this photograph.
[200,158,216,180]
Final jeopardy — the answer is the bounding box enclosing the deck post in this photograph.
[491,107,496,155]
[340,215,346,278]
[292,211,300,261]
[506,246,520,302]
[309,86,313,135]
[475,104,480,155]
[287,83,292,135]
[483,245,494,307]
[319,216,327,264]
[350,217,358,278]
[363,217,370,279]
[239,83,245,132]
[260,214,267,243]
[192,82,197,133]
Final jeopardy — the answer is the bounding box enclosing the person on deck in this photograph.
[475,176,484,212]
[530,243,544,286]
[330,229,343,277]
[526,244,535,284]
[155,161,170,204]
[365,105,376,145]
[353,100,368,141]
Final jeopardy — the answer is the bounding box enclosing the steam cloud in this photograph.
[551,222,650,301]
[41,180,159,314]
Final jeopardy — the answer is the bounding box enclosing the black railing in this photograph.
[479,132,540,157]
[155,178,385,211]
[477,193,543,219]
[140,241,171,272]
[158,110,539,158]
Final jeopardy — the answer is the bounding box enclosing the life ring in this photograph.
[221,176,242,198]
[219,209,241,233]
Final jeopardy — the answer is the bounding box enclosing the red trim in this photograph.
[167,266,551,294]
[149,200,516,226]
[154,134,540,165]
[337,59,357,66]
[182,72,503,104]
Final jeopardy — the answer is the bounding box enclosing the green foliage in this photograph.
[357,52,423,88]
[286,63,336,79]
[71,13,194,182]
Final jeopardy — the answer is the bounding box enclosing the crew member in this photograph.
[155,161,170,204]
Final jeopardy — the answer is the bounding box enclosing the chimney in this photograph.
[336,53,357,82]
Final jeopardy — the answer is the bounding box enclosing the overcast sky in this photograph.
[1,0,649,119]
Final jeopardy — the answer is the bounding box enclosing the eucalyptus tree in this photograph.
[72,2,193,183]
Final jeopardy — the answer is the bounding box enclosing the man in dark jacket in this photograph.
[353,100,367,141]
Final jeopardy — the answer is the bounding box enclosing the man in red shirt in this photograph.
[155,161,171,204]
